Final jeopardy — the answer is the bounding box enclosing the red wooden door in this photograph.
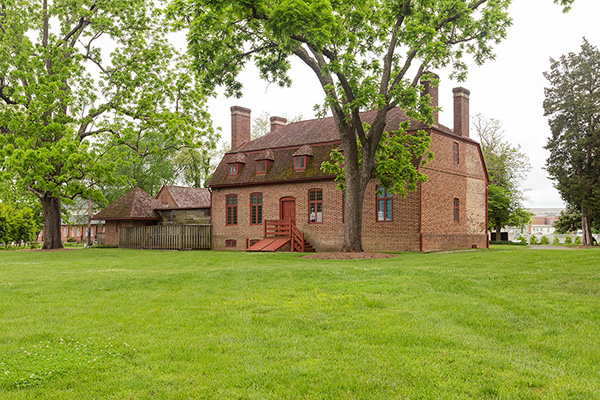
[280,197,296,221]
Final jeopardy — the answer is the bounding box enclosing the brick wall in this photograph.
[212,179,421,252]
[420,132,488,251]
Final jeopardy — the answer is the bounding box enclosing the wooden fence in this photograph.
[119,225,211,250]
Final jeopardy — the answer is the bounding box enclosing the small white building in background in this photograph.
[527,208,564,236]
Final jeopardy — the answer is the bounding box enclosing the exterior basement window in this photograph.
[251,193,263,225]
[453,198,460,222]
[294,156,306,171]
[226,195,238,225]
[225,239,237,248]
[309,189,323,223]
[453,142,459,164]
[377,187,393,222]
[256,160,266,174]
[228,164,238,176]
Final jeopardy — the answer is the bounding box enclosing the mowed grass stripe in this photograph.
[0,247,599,399]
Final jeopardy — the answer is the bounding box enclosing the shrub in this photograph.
[529,235,538,245]
[553,237,561,245]
[540,236,550,245]
[517,235,527,245]
[67,236,75,243]
[574,236,582,245]
[564,236,573,244]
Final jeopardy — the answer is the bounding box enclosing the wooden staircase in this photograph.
[246,219,315,252]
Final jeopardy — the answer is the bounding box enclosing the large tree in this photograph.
[0,0,214,249]
[473,113,531,238]
[544,38,600,246]
[173,0,572,251]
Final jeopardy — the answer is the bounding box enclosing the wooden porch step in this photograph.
[247,238,291,252]
[303,239,316,252]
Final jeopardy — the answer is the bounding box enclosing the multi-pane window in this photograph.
[228,164,238,176]
[453,142,459,164]
[453,198,460,222]
[256,161,266,174]
[251,193,263,225]
[309,189,323,223]
[294,156,306,171]
[225,240,237,247]
[226,195,238,225]
[377,187,393,222]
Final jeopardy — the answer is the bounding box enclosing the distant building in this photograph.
[527,208,564,236]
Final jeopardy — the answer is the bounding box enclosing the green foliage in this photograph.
[474,114,531,234]
[544,39,600,242]
[474,114,531,192]
[529,235,538,245]
[321,124,434,195]
[574,236,582,245]
[564,236,573,244]
[0,204,39,244]
[0,0,216,245]
[553,237,561,245]
[553,204,600,234]
[517,235,527,245]
[540,236,550,245]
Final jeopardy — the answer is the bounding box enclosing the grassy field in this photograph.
[0,247,599,399]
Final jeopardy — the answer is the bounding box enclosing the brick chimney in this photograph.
[452,87,470,138]
[230,106,251,150]
[421,72,439,125]
[270,116,287,133]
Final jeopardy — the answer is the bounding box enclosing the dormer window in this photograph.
[294,156,306,172]
[292,144,313,172]
[228,164,238,176]
[256,160,267,174]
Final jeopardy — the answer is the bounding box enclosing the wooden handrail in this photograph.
[290,222,304,253]
[263,219,305,252]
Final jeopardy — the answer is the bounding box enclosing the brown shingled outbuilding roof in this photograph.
[92,187,162,221]
[158,186,211,209]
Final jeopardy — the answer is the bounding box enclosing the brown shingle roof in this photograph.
[234,107,458,153]
[158,186,211,209]
[256,149,275,161]
[209,107,472,188]
[92,187,163,220]
[210,143,339,187]
[293,144,314,157]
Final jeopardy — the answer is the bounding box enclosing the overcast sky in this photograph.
[202,0,600,209]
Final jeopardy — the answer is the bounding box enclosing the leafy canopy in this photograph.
[0,0,215,203]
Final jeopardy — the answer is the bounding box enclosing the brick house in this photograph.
[209,82,489,252]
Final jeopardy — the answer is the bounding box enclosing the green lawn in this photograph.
[1,247,599,399]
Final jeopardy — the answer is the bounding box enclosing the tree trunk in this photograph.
[86,196,93,247]
[41,194,63,250]
[495,222,502,242]
[342,171,366,252]
[581,206,593,246]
